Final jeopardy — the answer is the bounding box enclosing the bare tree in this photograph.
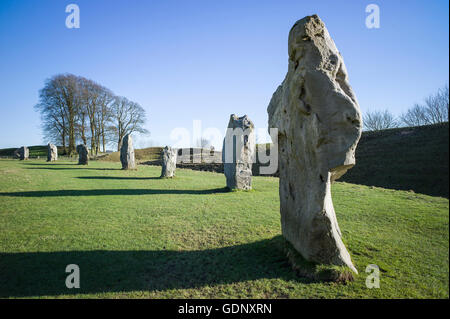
[77,77,115,154]
[56,74,81,155]
[76,110,88,145]
[363,109,399,131]
[424,85,449,124]
[35,74,81,154]
[41,114,67,152]
[80,78,99,154]
[36,74,149,154]
[110,96,148,151]
[96,88,114,153]
[78,78,114,155]
[401,86,449,127]
[400,104,429,127]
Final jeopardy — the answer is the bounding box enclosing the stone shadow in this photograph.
[0,236,309,298]
[0,187,230,197]
[22,163,78,166]
[25,167,121,171]
[76,176,160,181]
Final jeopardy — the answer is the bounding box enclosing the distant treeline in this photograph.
[363,85,448,131]
[34,73,148,155]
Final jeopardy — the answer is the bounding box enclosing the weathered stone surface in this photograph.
[76,144,89,165]
[161,146,177,178]
[47,143,58,162]
[267,15,362,273]
[120,134,136,169]
[14,146,29,160]
[222,114,255,190]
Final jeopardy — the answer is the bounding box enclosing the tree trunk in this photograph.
[90,120,96,155]
[68,107,76,155]
[62,132,66,155]
[102,128,106,153]
[81,114,87,145]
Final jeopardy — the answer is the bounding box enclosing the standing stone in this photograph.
[76,144,89,165]
[267,15,362,273]
[14,146,29,160]
[222,114,255,190]
[120,134,136,169]
[161,146,177,178]
[47,143,58,162]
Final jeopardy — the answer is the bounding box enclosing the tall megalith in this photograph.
[267,15,362,273]
[47,143,58,162]
[161,146,177,178]
[222,114,255,190]
[120,134,136,169]
[76,144,89,165]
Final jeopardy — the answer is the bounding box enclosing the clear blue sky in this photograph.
[0,0,448,149]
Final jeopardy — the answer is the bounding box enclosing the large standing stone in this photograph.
[161,146,177,178]
[222,114,255,190]
[267,15,362,273]
[47,143,58,162]
[14,146,29,160]
[120,134,136,169]
[76,144,89,165]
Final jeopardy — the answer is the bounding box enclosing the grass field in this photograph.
[0,159,448,298]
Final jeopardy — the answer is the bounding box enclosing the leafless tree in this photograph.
[400,104,429,127]
[110,96,148,151]
[78,78,114,155]
[35,74,81,154]
[424,85,449,124]
[401,85,449,127]
[363,109,399,131]
[36,74,149,154]
[96,88,114,153]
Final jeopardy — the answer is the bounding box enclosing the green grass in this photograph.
[0,159,448,298]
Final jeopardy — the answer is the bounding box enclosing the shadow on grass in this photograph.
[0,236,309,298]
[76,176,160,181]
[0,187,229,197]
[22,163,79,166]
[25,167,121,171]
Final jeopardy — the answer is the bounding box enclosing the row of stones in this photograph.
[14,144,58,161]
[14,15,362,274]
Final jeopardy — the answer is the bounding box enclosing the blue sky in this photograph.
[0,0,448,149]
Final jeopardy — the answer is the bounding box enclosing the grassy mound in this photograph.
[0,159,448,298]
[341,123,449,198]
[99,147,163,163]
